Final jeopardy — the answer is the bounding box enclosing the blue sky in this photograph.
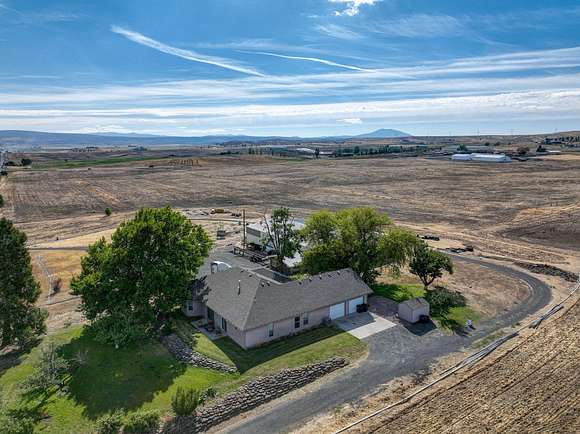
[1,0,580,136]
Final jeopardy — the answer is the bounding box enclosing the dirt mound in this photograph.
[515,262,579,283]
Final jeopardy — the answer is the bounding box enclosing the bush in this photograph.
[122,410,160,434]
[22,341,70,392]
[203,386,216,400]
[171,387,203,417]
[0,194,3,207]
[95,410,124,434]
[425,286,466,316]
[20,158,32,166]
[104,207,112,216]
[51,277,62,294]
[0,413,34,434]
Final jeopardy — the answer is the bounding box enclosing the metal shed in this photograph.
[398,297,430,323]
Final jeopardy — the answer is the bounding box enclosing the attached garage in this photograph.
[348,296,364,314]
[330,302,346,320]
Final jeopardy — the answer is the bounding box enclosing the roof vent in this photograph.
[337,271,340,275]
[309,278,312,282]
[237,280,241,295]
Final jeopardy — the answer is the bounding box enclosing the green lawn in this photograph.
[174,318,365,375]
[0,322,365,433]
[371,283,481,331]
[32,155,166,170]
[371,283,425,302]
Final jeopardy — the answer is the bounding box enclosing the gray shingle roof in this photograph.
[197,267,371,331]
[400,297,429,310]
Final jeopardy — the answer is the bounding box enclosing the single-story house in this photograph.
[398,297,430,323]
[185,266,372,349]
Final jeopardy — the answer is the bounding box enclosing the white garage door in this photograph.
[348,296,364,314]
[329,302,346,320]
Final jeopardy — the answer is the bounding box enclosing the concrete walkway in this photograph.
[335,312,396,339]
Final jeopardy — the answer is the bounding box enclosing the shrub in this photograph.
[51,277,62,294]
[425,286,466,316]
[171,387,203,417]
[95,410,124,434]
[122,410,160,434]
[22,341,70,392]
[203,386,216,400]
[0,413,34,434]
[20,158,32,166]
[0,194,3,207]
[104,207,112,216]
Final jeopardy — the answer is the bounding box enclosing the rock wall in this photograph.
[162,357,348,433]
[161,334,237,374]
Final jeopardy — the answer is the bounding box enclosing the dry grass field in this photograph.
[1,150,579,431]
[299,292,580,434]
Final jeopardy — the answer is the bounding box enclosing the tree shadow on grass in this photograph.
[59,329,186,420]
[0,339,40,379]
[211,326,345,373]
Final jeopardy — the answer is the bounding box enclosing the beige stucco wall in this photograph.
[198,294,368,349]
[183,300,205,317]
[243,305,331,348]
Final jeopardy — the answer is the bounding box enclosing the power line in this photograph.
[333,274,580,434]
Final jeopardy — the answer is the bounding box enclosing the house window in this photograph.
[294,316,300,329]
[187,301,194,312]
[267,323,274,338]
[221,318,227,332]
[302,313,309,326]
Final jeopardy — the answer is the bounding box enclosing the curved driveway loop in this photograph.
[221,255,551,434]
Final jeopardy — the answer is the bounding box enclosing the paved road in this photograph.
[221,255,551,434]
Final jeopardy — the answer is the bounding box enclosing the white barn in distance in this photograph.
[452,153,512,163]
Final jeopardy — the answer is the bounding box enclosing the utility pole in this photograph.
[242,209,247,249]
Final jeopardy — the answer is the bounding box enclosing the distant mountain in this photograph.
[354,128,410,139]
[0,128,411,148]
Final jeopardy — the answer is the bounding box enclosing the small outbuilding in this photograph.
[398,297,430,323]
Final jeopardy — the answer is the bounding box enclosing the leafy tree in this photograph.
[409,242,454,289]
[0,218,47,350]
[20,158,32,166]
[517,146,530,156]
[262,207,300,272]
[301,208,420,284]
[457,144,468,152]
[104,207,112,216]
[71,207,212,347]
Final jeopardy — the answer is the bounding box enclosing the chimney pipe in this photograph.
[238,280,241,295]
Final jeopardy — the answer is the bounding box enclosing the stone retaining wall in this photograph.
[162,357,348,433]
[161,334,237,374]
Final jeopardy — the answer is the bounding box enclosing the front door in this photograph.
[207,307,214,321]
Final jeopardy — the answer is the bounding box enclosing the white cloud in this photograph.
[339,117,362,124]
[243,51,374,72]
[315,23,362,40]
[369,14,464,38]
[111,25,265,77]
[329,0,380,17]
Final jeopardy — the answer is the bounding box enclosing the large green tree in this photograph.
[71,208,212,347]
[262,207,300,271]
[409,242,454,289]
[301,208,419,284]
[0,218,47,350]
